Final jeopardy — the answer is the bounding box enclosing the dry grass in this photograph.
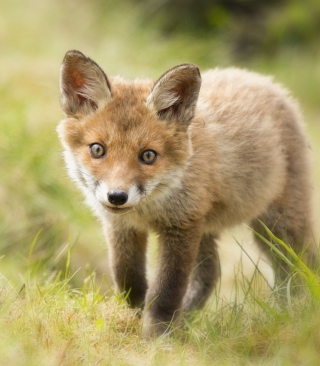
[1,259,320,366]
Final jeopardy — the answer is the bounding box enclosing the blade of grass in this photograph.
[246,221,320,300]
[28,228,43,263]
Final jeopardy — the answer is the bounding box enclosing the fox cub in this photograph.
[58,50,316,337]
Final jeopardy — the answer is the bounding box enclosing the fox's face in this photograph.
[58,51,201,215]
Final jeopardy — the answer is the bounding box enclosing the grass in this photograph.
[1,240,320,365]
[1,0,320,364]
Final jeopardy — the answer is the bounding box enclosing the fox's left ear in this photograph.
[147,64,201,126]
[60,50,112,118]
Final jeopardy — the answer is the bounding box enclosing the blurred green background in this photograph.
[1,0,320,286]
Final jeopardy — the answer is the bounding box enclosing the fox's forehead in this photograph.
[80,79,172,148]
[105,78,153,129]
[110,76,153,101]
[107,76,154,110]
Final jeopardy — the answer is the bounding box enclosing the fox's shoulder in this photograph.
[201,67,274,83]
[200,67,292,100]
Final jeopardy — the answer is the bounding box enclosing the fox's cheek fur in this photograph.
[57,118,85,149]
[81,149,190,212]
[60,136,191,214]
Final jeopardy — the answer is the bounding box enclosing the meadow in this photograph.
[1,0,320,364]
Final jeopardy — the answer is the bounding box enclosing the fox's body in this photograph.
[58,51,316,337]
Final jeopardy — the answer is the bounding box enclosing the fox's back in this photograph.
[188,68,310,230]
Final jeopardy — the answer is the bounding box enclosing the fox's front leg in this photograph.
[143,224,203,338]
[104,225,148,308]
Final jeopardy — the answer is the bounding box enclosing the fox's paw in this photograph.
[141,312,174,339]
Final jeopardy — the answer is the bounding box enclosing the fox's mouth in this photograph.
[102,204,134,215]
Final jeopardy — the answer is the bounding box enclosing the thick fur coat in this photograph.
[58,50,317,337]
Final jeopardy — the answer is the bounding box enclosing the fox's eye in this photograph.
[139,150,157,164]
[89,143,105,158]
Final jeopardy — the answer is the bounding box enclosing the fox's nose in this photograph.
[107,191,128,206]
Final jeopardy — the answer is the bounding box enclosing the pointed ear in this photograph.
[60,50,112,118]
[147,64,201,125]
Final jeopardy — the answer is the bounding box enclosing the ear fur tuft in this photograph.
[60,50,111,118]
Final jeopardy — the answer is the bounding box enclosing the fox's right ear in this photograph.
[60,50,111,118]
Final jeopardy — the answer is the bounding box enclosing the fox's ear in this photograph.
[60,50,111,118]
[147,64,201,125]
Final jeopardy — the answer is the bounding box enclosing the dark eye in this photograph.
[89,143,105,158]
[139,150,157,164]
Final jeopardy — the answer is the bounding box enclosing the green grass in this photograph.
[1,0,320,364]
[1,242,320,365]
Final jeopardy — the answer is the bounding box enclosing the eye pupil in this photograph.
[90,143,105,158]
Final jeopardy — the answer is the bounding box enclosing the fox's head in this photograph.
[57,50,201,215]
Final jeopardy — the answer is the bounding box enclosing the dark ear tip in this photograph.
[176,63,201,80]
[63,50,86,63]
[188,64,201,78]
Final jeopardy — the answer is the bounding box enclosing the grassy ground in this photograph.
[1,0,320,364]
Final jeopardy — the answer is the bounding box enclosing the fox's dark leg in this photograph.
[252,131,317,282]
[182,233,220,312]
[251,203,317,283]
[143,223,203,337]
[106,227,148,308]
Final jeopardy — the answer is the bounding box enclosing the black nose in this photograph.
[107,191,128,206]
